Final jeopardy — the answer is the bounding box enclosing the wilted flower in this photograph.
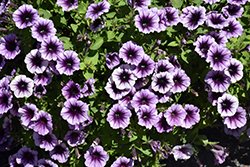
[85,0,110,20]
[224,125,246,138]
[56,0,78,11]
[0,33,21,60]
[50,143,70,163]
[0,89,13,115]
[33,84,47,99]
[217,93,239,117]
[210,145,228,165]
[172,144,194,161]
[84,145,109,167]
[10,75,34,98]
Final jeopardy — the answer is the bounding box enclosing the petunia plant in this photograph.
[0,0,250,166]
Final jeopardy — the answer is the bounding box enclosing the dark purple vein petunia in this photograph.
[154,112,174,133]
[40,36,64,61]
[149,85,172,103]
[206,44,232,71]
[170,69,191,93]
[224,58,243,83]
[207,91,225,106]
[165,104,187,127]
[105,52,120,70]
[0,0,9,15]
[16,146,38,166]
[12,4,39,29]
[227,0,247,5]
[163,7,180,27]
[224,124,246,138]
[50,143,70,163]
[30,110,53,136]
[222,4,244,18]
[203,0,220,4]
[182,6,206,30]
[135,8,159,34]
[85,0,110,20]
[150,7,167,32]
[151,72,174,94]
[112,64,137,90]
[56,50,80,76]
[0,33,21,60]
[137,105,159,129]
[0,76,11,91]
[82,78,95,97]
[24,49,48,74]
[119,41,144,65]
[107,103,132,129]
[206,11,228,29]
[84,145,109,167]
[134,53,155,78]
[18,103,38,128]
[10,75,34,98]
[33,68,53,86]
[90,18,105,32]
[31,18,57,42]
[223,106,246,129]
[0,89,13,115]
[127,0,151,9]
[119,87,136,109]
[111,156,134,167]
[172,144,194,161]
[33,84,47,99]
[220,17,243,39]
[38,158,58,167]
[64,130,86,147]
[56,0,78,11]
[131,89,158,109]
[62,80,82,100]
[61,98,89,125]
[204,70,231,93]
[194,35,216,58]
[154,59,175,74]
[181,104,200,129]
[217,93,239,117]
[33,132,57,151]
[207,31,228,47]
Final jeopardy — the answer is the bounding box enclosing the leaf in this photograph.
[170,0,183,9]
[107,31,115,41]
[60,17,67,25]
[106,12,116,18]
[90,37,104,50]
[168,41,179,47]
[71,24,78,33]
[84,52,99,67]
[181,51,189,64]
[83,69,94,80]
[59,36,73,50]
[38,8,52,19]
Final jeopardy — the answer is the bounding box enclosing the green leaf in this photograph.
[83,69,94,80]
[59,36,73,50]
[60,17,67,25]
[170,0,183,9]
[107,31,115,41]
[38,8,52,19]
[70,24,78,33]
[90,37,104,50]
[167,41,179,47]
[181,51,189,64]
[84,52,99,67]
[106,12,116,18]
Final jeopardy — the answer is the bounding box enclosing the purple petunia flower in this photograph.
[31,18,57,42]
[119,87,136,109]
[182,6,206,30]
[220,17,243,39]
[163,7,180,27]
[107,103,132,129]
[33,132,57,151]
[206,11,228,29]
[0,33,21,60]
[204,70,231,93]
[40,36,64,61]
[133,53,155,78]
[206,44,232,71]
[62,80,82,100]
[151,72,174,94]
[203,0,220,4]
[207,31,228,47]
[227,0,247,5]
[111,156,134,167]
[84,145,109,167]
[10,75,34,98]
[154,112,174,133]
[224,106,247,129]
[137,105,159,129]
[222,4,244,18]
[33,84,47,99]
[105,52,120,70]
[135,8,159,34]
[18,103,38,128]
[30,110,53,136]
[194,35,216,58]
[217,93,239,117]
[61,98,89,125]
[172,144,194,161]
[112,64,137,90]
[16,146,38,167]
[56,0,78,11]
[154,59,175,74]
[150,7,167,32]
[127,0,151,9]
[0,89,13,115]
[181,104,200,129]
[165,104,187,127]
[119,41,144,65]
[170,69,191,93]
[131,89,158,109]
[0,76,11,91]
[104,77,130,100]
[64,130,86,147]
[38,158,58,167]
[24,49,48,74]
[90,18,105,32]
[82,78,96,97]
[85,0,110,20]
[169,54,181,69]
[49,61,59,75]
[12,4,39,29]
[224,125,246,138]
[56,50,80,76]
[33,68,53,86]
[207,91,225,106]
[210,145,228,165]
[0,0,9,15]
[50,143,70,163]
[224,58,243,83]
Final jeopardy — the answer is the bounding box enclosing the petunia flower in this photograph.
[224,58,243,83]
[33,132,57,151]
[85,0,110,20]
[172,144,194,161]
[206,11,228,29]
[170,69,191,93]
[84,145,109,167]
[111,156,134,167]
[50,143,70,163]
[0,33,21,60]
[227,0,247,5]
[163,7,180,27]
[62,80,82,100]
[131,89,158,109]
[90,18,105,32]
[151,72,174,94]
[82,78,95,97]
[165,104,187,127]
[0,0,9,15]
[118,87,136,110]
[18,103,38,128]
[137,105,159,129]
[127,0,151,9]
[56,0,78,11]
[154,59,175,74]
[217,93,239,117]
[203,0,221,4]
[224,124,246,138]
[207,31,228,47]
[33,84,47,99]
[16,146,38,167]
[193,35,216,58]
[181,104,200,129]
[64,130,86,147]
[220,17,243,39]
[133,53,155,78]
[210,145,228,165]
[38,158,58,167]
[223,106,247,129]
[207,91,225,106]
[0,54,5,71]
[33,68,53,86]
[12,4,39,29]
[0,89,13,115]
[222,4,244,18]
[10,75,34,98]
[105,52,120,70]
